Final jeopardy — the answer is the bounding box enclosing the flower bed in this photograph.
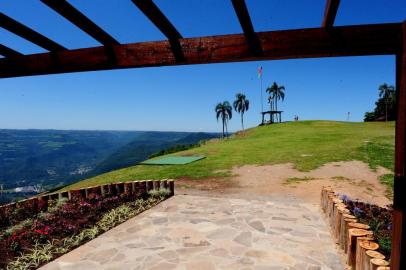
[0,186,172,269]
[341,194,392,257]
[320,187,392,270]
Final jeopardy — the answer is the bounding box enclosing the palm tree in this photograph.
[266,82,285,122]
[267,96,274,111]
[379,83,396,122]
[233,93,249,131]
[215,101,232,138]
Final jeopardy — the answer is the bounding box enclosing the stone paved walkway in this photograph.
[40,194,344,270]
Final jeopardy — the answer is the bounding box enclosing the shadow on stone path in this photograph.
[40,194,344,270]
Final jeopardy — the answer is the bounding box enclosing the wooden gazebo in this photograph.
[261,110,283,125]
[0,0,405,268]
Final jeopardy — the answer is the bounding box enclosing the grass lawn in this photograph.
[63,121,395,192]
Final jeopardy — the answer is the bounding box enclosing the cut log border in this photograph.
[371,258,390,270]
[356,239,379,270]
[0,178,175,222]
[320,187,390,270]
[348,228,372,267]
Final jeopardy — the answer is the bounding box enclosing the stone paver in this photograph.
[40,195,344,270]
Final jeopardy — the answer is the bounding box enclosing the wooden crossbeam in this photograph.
[131,0,184,62]
[322,0,341,27]
[0,23,401,78]
[231,0,263,56]
[41,0,119,46]
[0,44,23,58]
[0,13,66,51]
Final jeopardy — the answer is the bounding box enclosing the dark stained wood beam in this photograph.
[0,23,401,78]
[0,44,23,58]
[0,13,66,51]
[322,0,341,27]
[231,0,263,56]
[131,0,184,62]
[392,20,406,270]
[41,0,119,46]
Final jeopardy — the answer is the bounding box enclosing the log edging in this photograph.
[0,179,175,223]
[320,186,390,270]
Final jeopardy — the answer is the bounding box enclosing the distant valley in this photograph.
[0,129,218,204]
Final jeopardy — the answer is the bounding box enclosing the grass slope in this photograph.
[64,121,395,192]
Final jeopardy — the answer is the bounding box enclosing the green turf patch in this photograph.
[141,156,206,165]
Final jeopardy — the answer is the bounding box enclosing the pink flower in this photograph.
[79,201,91,207]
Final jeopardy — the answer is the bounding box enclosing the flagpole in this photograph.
[258,66,264,124]
[260,74,263,114]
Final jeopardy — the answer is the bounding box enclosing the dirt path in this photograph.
[176,161,392,207]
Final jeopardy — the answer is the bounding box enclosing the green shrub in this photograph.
[47,198,68,214]
[148,188,171,198]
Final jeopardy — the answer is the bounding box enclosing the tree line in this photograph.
[364,83,396,122]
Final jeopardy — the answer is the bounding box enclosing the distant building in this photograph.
[14,186,39,193]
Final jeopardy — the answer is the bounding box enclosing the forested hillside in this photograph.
[0,130,218,204]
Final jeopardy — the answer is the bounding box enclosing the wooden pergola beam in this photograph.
[322,0,341,27]
[0,44,23,58]
[0,23,401,78]
[392,20,406,270]
[0,13,66,51]
[131,0,184,62]
[231,0,263,56]
[40,0,119,46]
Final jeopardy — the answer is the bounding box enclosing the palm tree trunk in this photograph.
[385,99,388,122]
[241,113,244,131]
[274,98,278,122]
[275,98,278,112]
[225,119,228,138]
[222,117,225,138]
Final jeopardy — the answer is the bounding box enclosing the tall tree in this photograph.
[378,83,396,122]
[266,82,285,122]
[215,101,232,138]
[233,93,250,131]
[268,96,274,111]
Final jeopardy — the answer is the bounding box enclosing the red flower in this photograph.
[34,229,48,235]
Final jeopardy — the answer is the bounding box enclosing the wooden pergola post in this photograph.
[392,20,406,270]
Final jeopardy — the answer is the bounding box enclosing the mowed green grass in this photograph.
[64,121,395,192]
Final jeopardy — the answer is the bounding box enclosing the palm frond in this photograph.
[216,110,222,121]
[233,100,239,111]
[244,99,249,110]
[279,91,285,101]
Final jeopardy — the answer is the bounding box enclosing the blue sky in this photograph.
[0,0,405,132]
